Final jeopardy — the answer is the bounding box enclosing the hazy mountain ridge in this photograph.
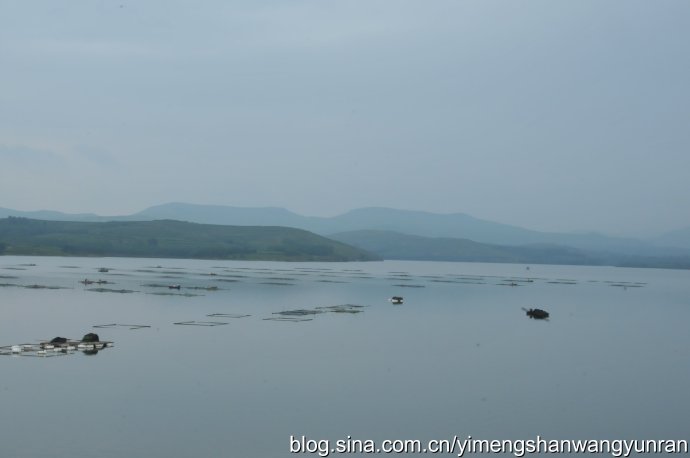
[132,203,690,255]
[330,230,690,269]
[652,227,690,251]
[131,203,312,228]
[329,230,601,265]
[2,203,690,261]
[0,206,106,222]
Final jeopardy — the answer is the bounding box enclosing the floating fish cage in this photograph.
[0,339,114,357]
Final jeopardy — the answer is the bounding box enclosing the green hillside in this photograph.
[0,217,379,261]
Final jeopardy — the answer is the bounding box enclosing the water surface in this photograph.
[1,256,688,457]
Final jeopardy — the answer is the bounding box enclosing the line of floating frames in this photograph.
[173,321,229,326]
[262,317,313,322]
[93,323,151,330]
[206,313,251,318]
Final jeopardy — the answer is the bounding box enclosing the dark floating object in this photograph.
[524,308,549,320]
[390,296,404,304]
[168,284,181,290]
[82,333,100,343]
[98,268,109,273]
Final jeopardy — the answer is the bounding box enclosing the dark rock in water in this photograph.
[50,337,68,344]
[82,333,100,342]
[525,308,549,319]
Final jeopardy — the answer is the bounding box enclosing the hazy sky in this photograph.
[1,0,689,237]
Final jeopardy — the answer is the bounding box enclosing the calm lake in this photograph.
[1,256,689,457]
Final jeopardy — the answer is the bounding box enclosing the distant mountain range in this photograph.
[330,230,601,265]
[2,203,690,267]
[652,227,690,251]
[0,207,104,222]
[126,204,690,254]
[329,230,690,270]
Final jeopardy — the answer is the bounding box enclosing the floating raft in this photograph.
[0,339,114,357]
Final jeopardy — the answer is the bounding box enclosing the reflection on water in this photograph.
[1,256,689,457]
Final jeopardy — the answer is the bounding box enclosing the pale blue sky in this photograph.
[1,0,689,236]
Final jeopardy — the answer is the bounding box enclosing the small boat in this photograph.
[98,268,109,273]
[390,296,404,304]
[524,308,549,319]
[168,284,181,290]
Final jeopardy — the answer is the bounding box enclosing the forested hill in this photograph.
[0,217,379,262]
